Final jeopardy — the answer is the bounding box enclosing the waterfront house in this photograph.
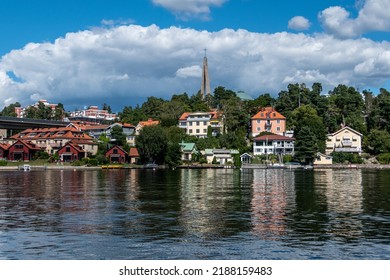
[179,142,198,161]
[7,140,42,161]
[314,152,333,165]
[203,148,239,164]
[105,145,128,164]
[57,141,86,162]
[135,118,160,136]
[325,126,362,155]
[0,143,10,160]
[240,153,253,164]
[129,147,140,164]
[253,134,295,156]
[178,110,224,138]
[251,107,286,137]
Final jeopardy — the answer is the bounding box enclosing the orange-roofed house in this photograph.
[129,147,140,164]
[178,111,224,138]
[135,118,160,135]
[57,141,86,162]
[251,107,286,137]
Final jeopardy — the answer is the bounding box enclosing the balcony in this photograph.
[342,140,353,147]
[335,147,361,153]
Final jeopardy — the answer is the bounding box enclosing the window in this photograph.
[203,129,207,133]
[277,120,280,124]
[189,122,193,126]
[277,127,280,131]
[203,121,207,125]
[257,120,260,124]
[196,129,200,133]
[189,129,193,134]
[196,121,200,126]
[66,147,71,153]
[113,149,118,154]
[257,127,260,131]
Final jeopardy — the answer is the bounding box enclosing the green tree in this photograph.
[164,143,182,168]
[110,125,126,146]
[1,102,21,117]
[136,125,168,164]
[289,105,326,152]
[294,126,318,164]
[366,129,390,155]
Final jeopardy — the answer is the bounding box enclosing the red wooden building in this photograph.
[105,145,128,163]
[129,147,140,164]
[0,143,10,160]
[57,141,86,162]
[7,140,42,161]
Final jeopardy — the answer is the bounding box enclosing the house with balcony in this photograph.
[251,107,286,137]
[178,111,224,138]
[325,126,362,155]
[253,134,295,156]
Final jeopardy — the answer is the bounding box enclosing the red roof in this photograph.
[129,147,139,157]
[0,143,10,150]
[138,118,160,126]
[254,134,295,141]
[251,107,285,120]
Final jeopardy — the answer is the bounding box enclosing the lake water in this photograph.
[0,168,389,260]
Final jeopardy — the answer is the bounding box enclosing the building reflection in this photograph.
[250,169,296,240]
[179,169,252,239]
[314,169,364,240]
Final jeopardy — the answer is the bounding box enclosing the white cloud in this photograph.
[1,24,390,110]
[319,0,390,38]
[176,65,202,78]
[152,0,227,20]
[288,16,311,31]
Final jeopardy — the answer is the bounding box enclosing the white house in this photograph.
[203,149,239,164]
[253,134,295,156]
[178,111,224,138]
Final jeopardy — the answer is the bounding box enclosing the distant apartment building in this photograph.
[14,99,58,118]
[81,122,135,145]
[178,111,224,138]
[325,126,362,155]
[69,106,117,122]
[251,107,286,137]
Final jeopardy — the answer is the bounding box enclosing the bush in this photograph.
[88,159,99,166]
[331,152,364,164]
[96,154,108,165]
[71,160,82,166]
[377,153,390,164]
[0,160,8,166]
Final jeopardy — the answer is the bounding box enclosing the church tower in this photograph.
[200,49,211,99]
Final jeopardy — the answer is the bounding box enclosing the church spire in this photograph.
[200,48,211,99]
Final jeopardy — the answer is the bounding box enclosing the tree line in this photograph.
[2,83,390,164]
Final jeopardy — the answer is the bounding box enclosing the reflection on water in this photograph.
[0,168,389,259]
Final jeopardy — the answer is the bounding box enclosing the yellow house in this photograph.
[314,152,333,165]
[325,126,362,155]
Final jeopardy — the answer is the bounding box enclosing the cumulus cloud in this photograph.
[288,16,311,31]
[1,24,390,110]
[152,0,227,20]
[319,0,390,38]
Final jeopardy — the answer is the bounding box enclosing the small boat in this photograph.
[22,164,31,171]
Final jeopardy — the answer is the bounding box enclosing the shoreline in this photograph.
[1,163,390,171]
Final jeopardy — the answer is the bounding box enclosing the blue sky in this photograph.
[1,0,390,111]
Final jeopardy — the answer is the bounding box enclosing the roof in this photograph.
[204,149,239,155]
[254,134,295,141]
[105,145,128,156]
[251,107,285,120]
[12,139,42,151]
[59,141,85,153]
[129,147,140,157]
[11,127,93,141]
[236,91,254,101]
[179,142,196,152]
[179,110,223,121]
[0,143,10,150]
[138,118,160,127]
[327,126,363,137]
